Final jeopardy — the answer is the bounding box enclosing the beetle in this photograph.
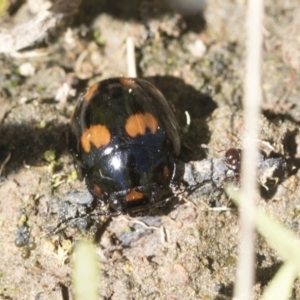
[69,77,184,216]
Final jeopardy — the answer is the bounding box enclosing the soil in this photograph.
[1,0,300,299]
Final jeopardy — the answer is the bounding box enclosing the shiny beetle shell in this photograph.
[69,77,181,214]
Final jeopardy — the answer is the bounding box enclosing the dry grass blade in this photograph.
[234,0,264,299]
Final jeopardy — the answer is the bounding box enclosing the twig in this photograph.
[0,0,82,53]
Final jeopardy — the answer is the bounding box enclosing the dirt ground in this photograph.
[1,0,300,299]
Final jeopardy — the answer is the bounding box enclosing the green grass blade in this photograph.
[255,208,300,273]
[0,0,7,16]
[261,261,296,300]
[229,186,300,273]
[228,185,300,298]
[72,240,100,300]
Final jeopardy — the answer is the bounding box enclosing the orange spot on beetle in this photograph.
[125,190,144,202]
[125,113,158,137]
[93,184,104,199]
[119,77,137,89]
[84,83,99,102]
[81,125,111,152]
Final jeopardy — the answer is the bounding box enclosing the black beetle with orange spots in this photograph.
[69,77,289,218]
[69,77,184,215]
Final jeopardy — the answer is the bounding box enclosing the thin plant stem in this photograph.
[233,0,264,299]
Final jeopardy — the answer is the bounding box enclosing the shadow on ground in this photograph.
[0,76,217,176]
